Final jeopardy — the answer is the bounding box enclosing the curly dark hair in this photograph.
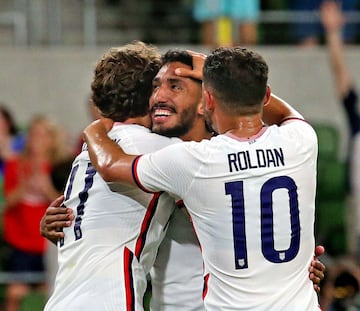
[91,41,161,121]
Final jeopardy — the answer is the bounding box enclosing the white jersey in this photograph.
[134,120,321,311]
[150,204,204,311]
[44,124,180,311]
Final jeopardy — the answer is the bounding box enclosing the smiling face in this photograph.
[150,61,203,139]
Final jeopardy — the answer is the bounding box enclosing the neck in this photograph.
[122,115,151,129]
[180,120,212,142]
[217,113,265,137]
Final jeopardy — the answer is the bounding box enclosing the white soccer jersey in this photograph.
[44,124,180,311]
[150,205,204,311]
[134,119,321,311]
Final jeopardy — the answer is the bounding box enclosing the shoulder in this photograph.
[279,118,317,139]
[110,124,181,154]
[270,119,318,154]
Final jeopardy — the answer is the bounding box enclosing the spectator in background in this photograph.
[192,0,260,47]
[290,0,359,47]
[320,256,360,311]
[320,0,360,258]
[0,106,25,203]
[2,115,72,311]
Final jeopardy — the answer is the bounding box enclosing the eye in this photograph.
[171,83,182,91]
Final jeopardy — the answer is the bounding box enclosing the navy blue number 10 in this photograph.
[225,176,300,270]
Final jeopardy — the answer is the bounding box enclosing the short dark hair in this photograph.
[203,47,268,115]
[161,50,202,84]
[161,49,193,68]
[91,41,161,121]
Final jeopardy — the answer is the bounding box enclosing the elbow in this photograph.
[96,162,116,182]
[90,153,134,184]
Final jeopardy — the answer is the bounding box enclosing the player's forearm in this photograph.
[83,120,136,185]
[262,93,304,126]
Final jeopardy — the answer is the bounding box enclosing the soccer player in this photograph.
[42,49,325,310]
[83,46,321,310]
[146,50,210,311]
[43,41,181,311]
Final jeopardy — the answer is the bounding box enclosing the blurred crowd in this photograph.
[101,0,360,47]
[0,98,100,311]
[0,1,360,311]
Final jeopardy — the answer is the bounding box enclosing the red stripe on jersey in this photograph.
[202,273,209,300]
[134,192,162,259]
[175,199,185,209]
[124,247,135,311]
[132,156,154,193]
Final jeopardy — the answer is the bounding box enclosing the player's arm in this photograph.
[309,245,326,293]
[40,195,74,244]
[176,51,303,127]
[262,93,304,126]
[83,118,137,185]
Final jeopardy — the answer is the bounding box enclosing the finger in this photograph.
[45,231,65,241]
[175,67,200,79]
[185,50,207,61]
[310,273,321,284]
[312,270,325,281]
[314,245,325,257]
[46,219,72,229]
[312,261,326,274]
[44,212,70,225]
[46,206,69,217]
[50,195,64,208]
[175,50,206,81]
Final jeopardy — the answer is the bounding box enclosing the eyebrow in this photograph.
[153,76,201,85]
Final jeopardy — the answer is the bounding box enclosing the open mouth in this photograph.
[152,105,176,121]
[154,108,172,117]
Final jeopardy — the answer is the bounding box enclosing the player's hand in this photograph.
[40,195,74,244]
[309,245,326,293]
[320,1,344,32]
[175,50,206,81]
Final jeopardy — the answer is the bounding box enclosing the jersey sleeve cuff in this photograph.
[132,155,155,193]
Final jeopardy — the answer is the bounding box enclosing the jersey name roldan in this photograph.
[134,120,321,311]
[227,147,285,171]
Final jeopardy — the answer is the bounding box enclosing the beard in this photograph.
[203,107,215,134]
[152,104,198,138]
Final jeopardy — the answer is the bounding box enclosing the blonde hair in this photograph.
[22,115,72,164]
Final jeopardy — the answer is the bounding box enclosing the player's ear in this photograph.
[204,89,215,111]
[197,93,205,116]
[263,85,272,107]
